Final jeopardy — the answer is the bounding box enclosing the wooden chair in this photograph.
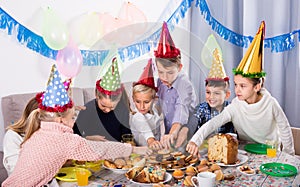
[291,127,300,155]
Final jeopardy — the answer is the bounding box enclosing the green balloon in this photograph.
[42,7,69,50]
[201,34,222,68]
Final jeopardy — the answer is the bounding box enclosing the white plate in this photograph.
[130,172,172,186]
[216,154,248,167]
[102,165,129,174]
[236,166,256,176]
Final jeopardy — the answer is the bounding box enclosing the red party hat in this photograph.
[154,22,180,58]
[133,58,157,91]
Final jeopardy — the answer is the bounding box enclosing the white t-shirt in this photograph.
[129,105,164,146]
[3,129,24,175]
[190,88,295,155]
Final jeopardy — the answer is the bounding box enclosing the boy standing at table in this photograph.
[154,22,197,149]
[188,48,234,135]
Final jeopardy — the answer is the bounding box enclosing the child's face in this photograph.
[234,74,261,104]
[61,108,76,128]
[156,61,182,87]
[205,86,229,112]
[97,97,118,113]
[133,91,154,115]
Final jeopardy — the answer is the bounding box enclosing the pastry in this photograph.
[183,176,193,186]
[214,169,224,181]
[185,166,197,176]
[104,160,116,169]
[207,134,238,164]
[114,158,126,169]
[172,169,184,180]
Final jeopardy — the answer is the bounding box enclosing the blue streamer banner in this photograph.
[1,0,299,65]
[0,0,193,66]
[195,0,300,53]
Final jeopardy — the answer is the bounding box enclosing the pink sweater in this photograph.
[2,121,132,187]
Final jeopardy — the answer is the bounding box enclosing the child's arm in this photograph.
[175,126,189,148]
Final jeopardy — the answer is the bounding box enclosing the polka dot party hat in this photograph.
[38,64,73,113]
[206,48,229,82]
[96,57,124,95]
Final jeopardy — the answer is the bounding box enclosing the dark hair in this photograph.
[155,56,181,68]
[247,77,264,87]
[205,80,230,92]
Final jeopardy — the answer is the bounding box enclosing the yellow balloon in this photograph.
[80,12,104,48]
[201,34,222,68]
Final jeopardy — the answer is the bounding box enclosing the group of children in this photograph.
[2,21,295,186]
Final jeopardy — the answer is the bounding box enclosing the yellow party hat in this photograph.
[233,21,266,78]
[206,48,229,81]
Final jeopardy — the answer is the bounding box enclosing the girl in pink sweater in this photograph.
[2,65,151,187]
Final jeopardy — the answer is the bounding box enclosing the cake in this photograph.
[207,134,238,164]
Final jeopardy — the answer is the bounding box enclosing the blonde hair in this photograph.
[6,97,39,135]
[21,108,74,146]
[132,84,156,98]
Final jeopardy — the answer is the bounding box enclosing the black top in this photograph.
[73,91,132,142]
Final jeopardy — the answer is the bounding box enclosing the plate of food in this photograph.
[147,150,199,171]
[102,157,144,174]
[216,154,248,167]
[237,165,256,176]
[129,172,172,186]
[260,162,298,177]
[55,167,92,182]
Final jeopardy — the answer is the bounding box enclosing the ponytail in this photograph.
[21,109,41,146]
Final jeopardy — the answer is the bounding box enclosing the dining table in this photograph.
[58,143,300,187]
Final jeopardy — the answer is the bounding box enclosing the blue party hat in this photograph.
[38,64,73,112]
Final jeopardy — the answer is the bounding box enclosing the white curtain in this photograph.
[189,0,300,127]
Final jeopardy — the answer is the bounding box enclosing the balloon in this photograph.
[79,12,104,48]
[118,2,147,34]
[56,39,83,78]
[42,7,69,50]
[201,34,222,68]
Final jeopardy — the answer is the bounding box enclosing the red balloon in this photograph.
[56,39,83,78]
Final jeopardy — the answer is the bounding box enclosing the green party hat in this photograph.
[96,57,123,95]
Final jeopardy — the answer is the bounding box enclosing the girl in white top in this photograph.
[3,97,39,176]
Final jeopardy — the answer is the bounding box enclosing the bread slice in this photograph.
[208,134,238,164]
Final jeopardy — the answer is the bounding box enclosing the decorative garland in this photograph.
[1,0,300,66]
[0,0,193,66]
[195,0,300,53]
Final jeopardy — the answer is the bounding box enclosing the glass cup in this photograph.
[266,140,277,158]
[75,168,89,186]
[122,134,136,146]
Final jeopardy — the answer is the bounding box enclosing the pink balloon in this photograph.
[56,39,83,78]
[118,2,147,34]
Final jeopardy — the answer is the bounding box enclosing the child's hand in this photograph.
[86,135,107,141]
[160,134,175,149]
[186,141,200,157]
[75,105,86,111]
[132,146,153,156]
[149,140,164,150]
